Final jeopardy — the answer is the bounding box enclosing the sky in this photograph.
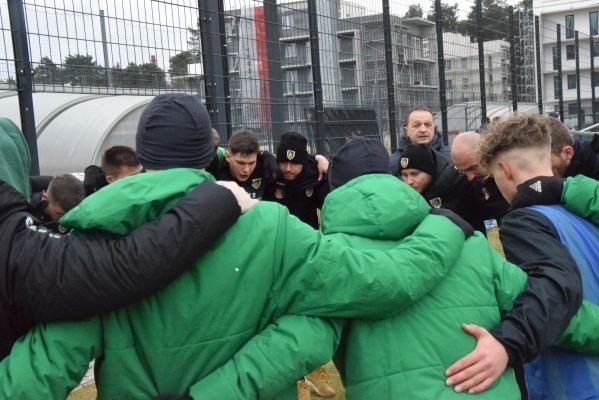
[0,0,526,81]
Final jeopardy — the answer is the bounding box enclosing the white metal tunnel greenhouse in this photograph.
[0,90,154,175]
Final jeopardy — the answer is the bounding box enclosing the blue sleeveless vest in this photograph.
[525,205,599,400]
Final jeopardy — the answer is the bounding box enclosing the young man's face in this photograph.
[278,161,303,181]
[405,111,435,144]
[226,152,258,182]
[42,190,66,221]
[400,169,432,194]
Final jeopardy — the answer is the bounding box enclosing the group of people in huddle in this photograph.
[0,93,598,400]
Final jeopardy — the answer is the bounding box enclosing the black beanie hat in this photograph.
[136,94,214,170]
[398,144,436,176]
[276,132,308,164]
[328,136,389,191]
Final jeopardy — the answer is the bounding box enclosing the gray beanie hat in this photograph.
[136,94,213,170]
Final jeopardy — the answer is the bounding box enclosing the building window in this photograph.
[552,47,559,70]
[338,35,354,60]
[568,103,578,116]
[565,15,574,39]
[593,41,599,58]
[446,59,452,71]
[554,76,560,99]
[446,79,453,90]
[284,44,297,60]
[566,45,575,60]
[461,57,467,69]
[281,14,294,29]
[567,74,576,89]
[341,65,357,87]
[594,71,599,87]
[462,77,468,90]
[591,11,598,35]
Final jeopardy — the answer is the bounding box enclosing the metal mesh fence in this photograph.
[1,0,598,159]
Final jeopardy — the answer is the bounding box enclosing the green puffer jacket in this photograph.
[319,174,599,399]
[0,168,467,399]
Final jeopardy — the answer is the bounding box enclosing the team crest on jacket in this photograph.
[305,187,314,197]
[286,150,296,160]
[429,197,442,208]
[400,158,409,168]
[275,188,284,199]
[251,178,262,189]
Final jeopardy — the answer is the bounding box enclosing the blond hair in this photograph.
[478,113,551,170]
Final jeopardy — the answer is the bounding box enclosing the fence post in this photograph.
[99,10,112,88]
[198,0,230,140]
[592,35,597,124]
[476,0,487,123]
[8,0,39,175]
[382,0,397,151]
[574,31,582,129]
[556,24,564,121]
[435,0,448,144]
[508,6,518,112]
[307,0,325,154]
[535,15,543,114]
[263,0,285,145]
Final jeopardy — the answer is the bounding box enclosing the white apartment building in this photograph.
[442,32,512,106]
[534,0,599,126]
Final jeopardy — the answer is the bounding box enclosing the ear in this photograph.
[497,160,512,180]
[105,175,115,184]
[224,150,231,162]
[562,145,574,161]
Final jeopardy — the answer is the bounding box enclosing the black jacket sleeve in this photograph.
[490,208,583,365]
[13,180,240,322]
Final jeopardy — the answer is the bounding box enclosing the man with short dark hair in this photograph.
[40,174,85,233]
[548,117,599,179]
[101,145,143,183]
[389,105,449,175]
[215,129,277,199]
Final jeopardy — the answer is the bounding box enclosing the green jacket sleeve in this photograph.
[274,213,465,319]
[0,318,102,399]
[556,300,599,353]
[490,246,528,315]
[563,175,599,224]
[490,238,599,355]
[188,315,342,400]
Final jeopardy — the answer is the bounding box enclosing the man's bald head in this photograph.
[451,131,485,181]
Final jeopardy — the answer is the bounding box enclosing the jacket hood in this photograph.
[61,168,213,235]
[0,118,30,198]
[321,174,430,240]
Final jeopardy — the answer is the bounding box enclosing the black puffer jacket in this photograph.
[0,180,240,360]
[0,117,241,360]
[565,139,599,180]
[263,155,329,229]
[490,177,582,365]
[416,151,481,230]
